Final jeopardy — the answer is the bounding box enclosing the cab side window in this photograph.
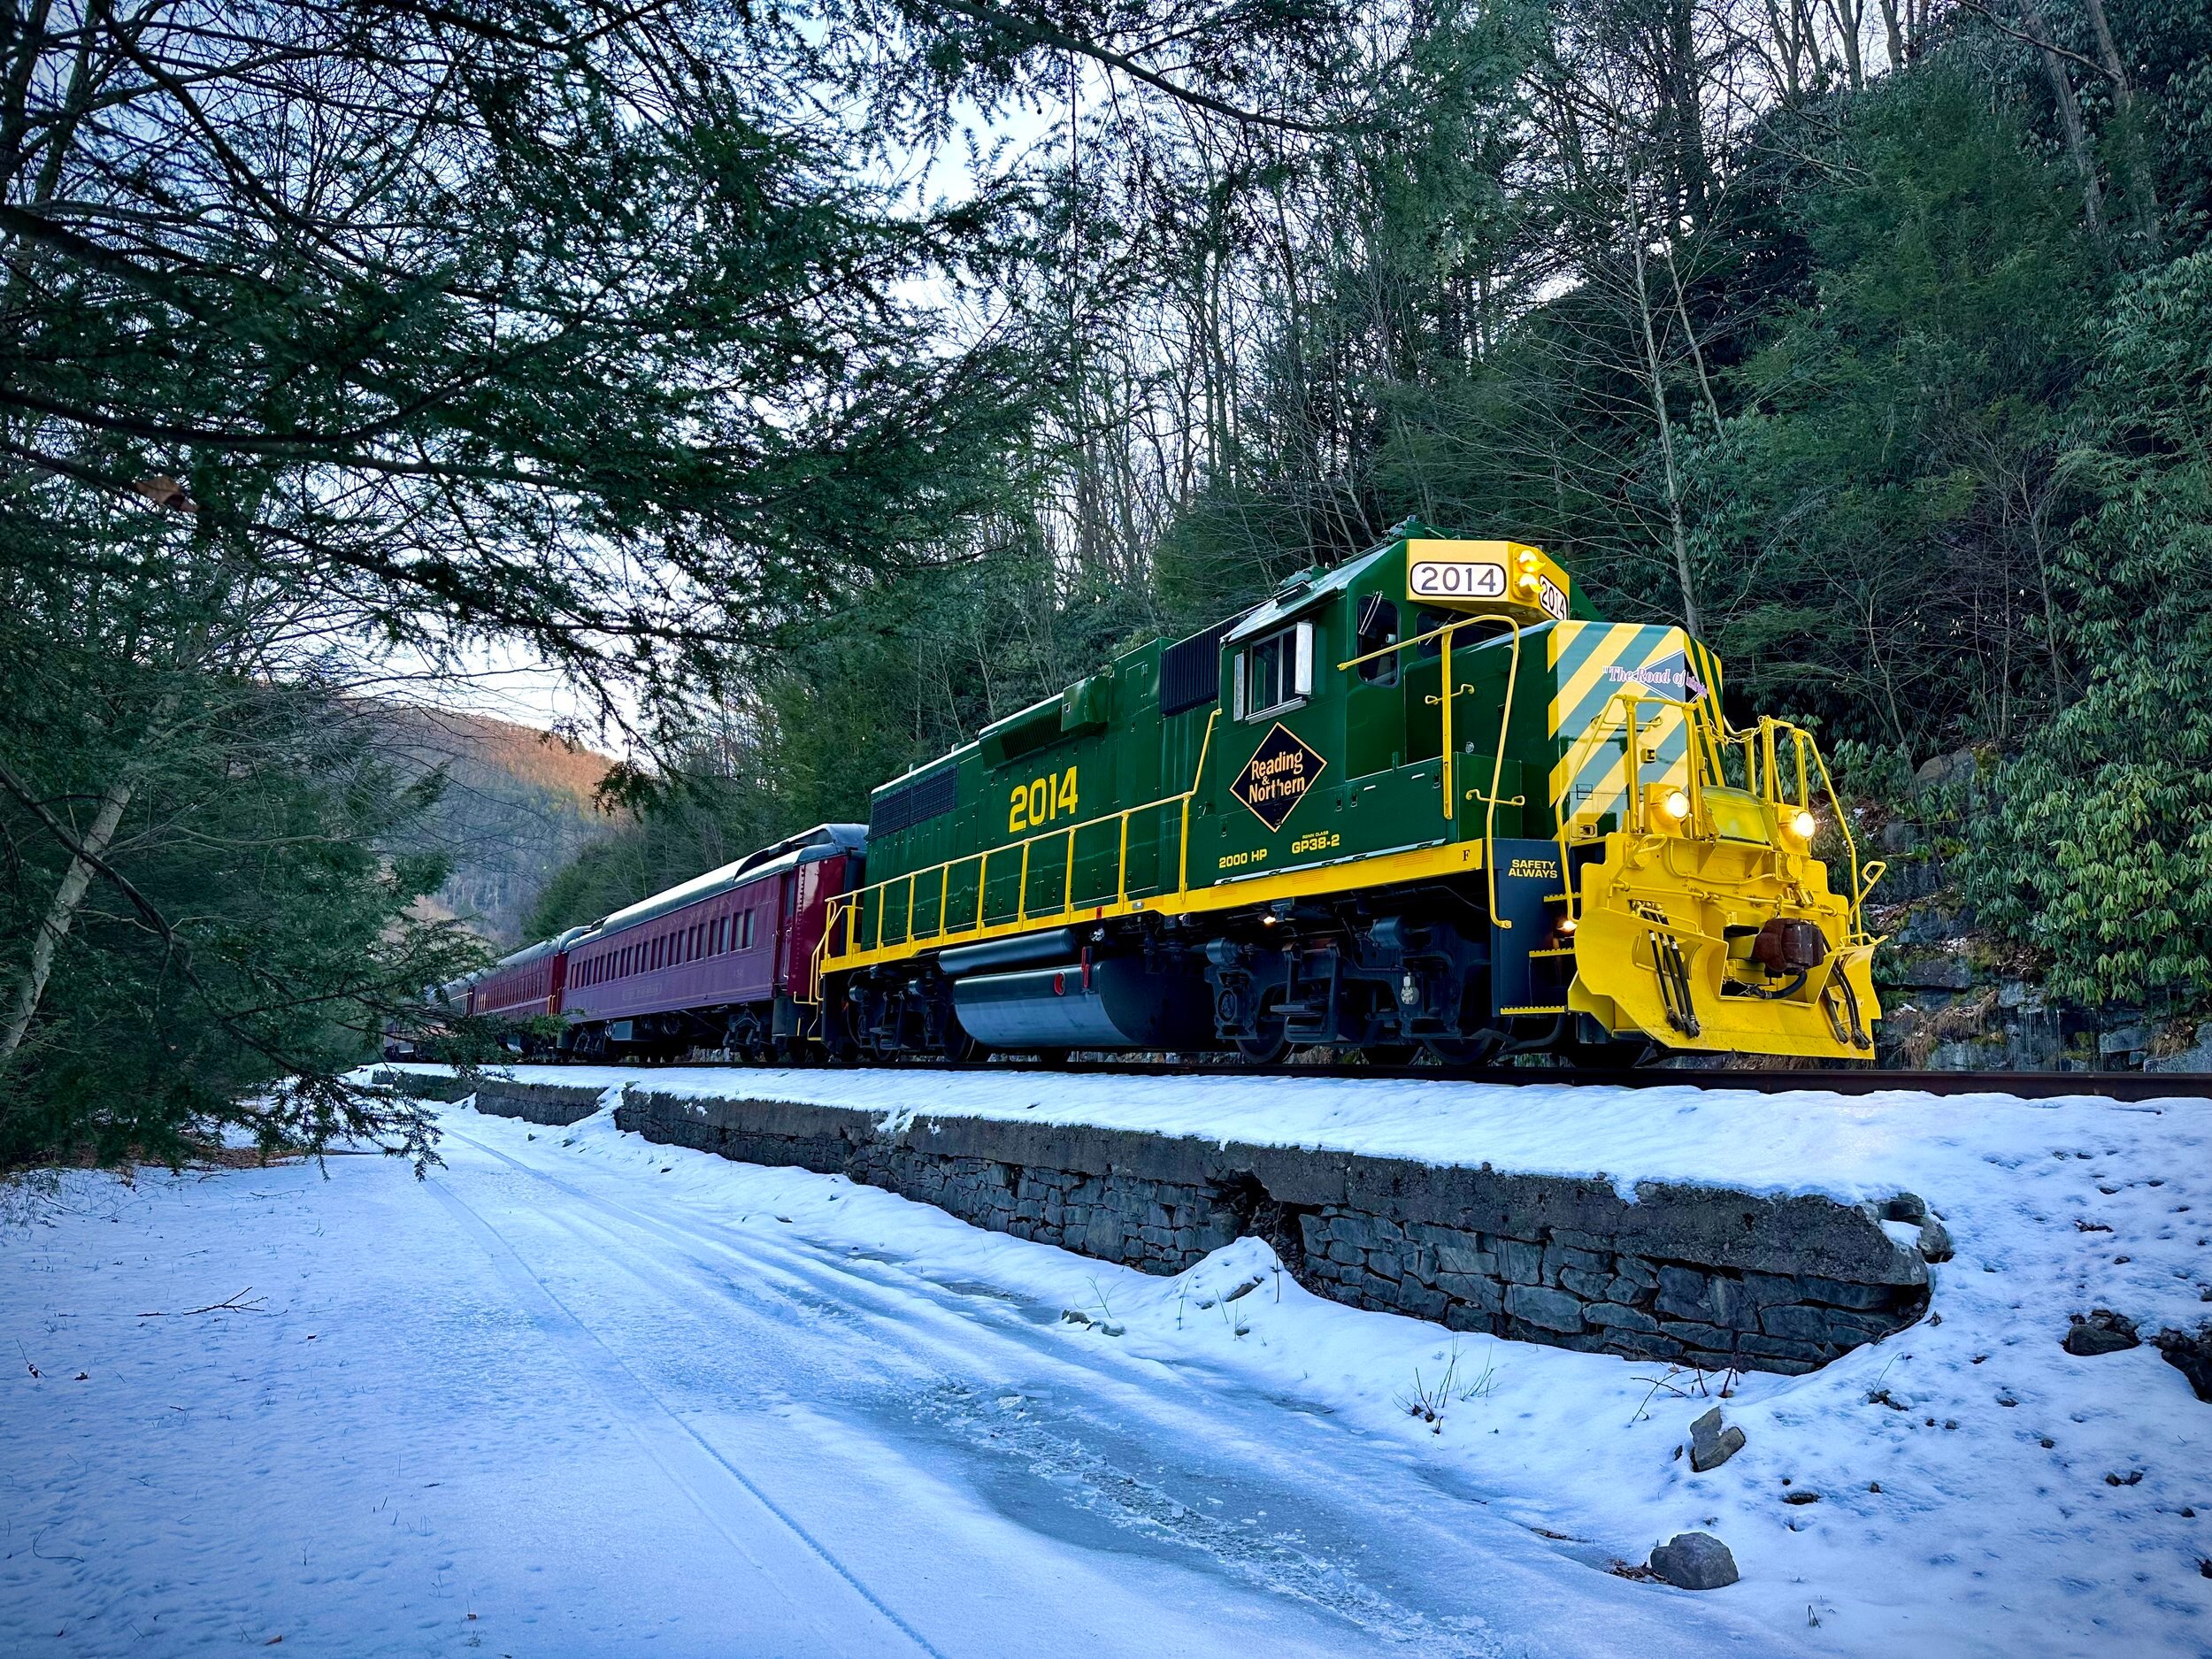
[1234,621,1314,720]
[1354,595,1400,686]
[1248,631,1286,713]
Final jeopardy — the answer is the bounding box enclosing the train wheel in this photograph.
[1235,1032,1287,1064]
[1235,995,1288,1064]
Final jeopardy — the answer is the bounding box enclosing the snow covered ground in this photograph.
[5,1072,2211,1656]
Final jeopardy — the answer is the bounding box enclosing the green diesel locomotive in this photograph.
[818,520,1882,1065]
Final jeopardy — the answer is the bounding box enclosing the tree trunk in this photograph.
[1876,0,1907,70]
[2082,0,2159,240]
[1663,243,1724,433]
[1,0,113,319]
[1628,196,1702,637]
[2020,0,2107,242]
[1826,0,1867,90]
[0,771,138,1063]
[1762,0,1804,97]
[0,688,178,1064]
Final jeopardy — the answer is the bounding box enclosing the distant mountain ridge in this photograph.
[374,705,623,945]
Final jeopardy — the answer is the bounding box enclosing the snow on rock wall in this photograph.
[454,1075,1934,1376]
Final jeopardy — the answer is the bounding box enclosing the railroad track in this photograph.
[630,1055,2212,1103]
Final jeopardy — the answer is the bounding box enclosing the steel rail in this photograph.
[629,1054,2212,1104]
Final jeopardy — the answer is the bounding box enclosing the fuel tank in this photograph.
[950,954,1215,1050]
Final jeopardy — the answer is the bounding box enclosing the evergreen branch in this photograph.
[913,0,1340,134]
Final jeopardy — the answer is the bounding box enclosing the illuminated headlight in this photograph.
[1662,789,1692,822]
[1517,550,1540,572]
[1789,809,1817,842]
[1515,573,1540,596]
[1557,916,1578,936]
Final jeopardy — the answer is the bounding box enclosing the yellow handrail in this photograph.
[820,710,1221,976]
[1549,690,1878,943]
[1177,707,1219,889]
[1624,698,1641,833]
[1553,687,1692,918]
[1448,615,1525,926]
[1786,718,1873,942]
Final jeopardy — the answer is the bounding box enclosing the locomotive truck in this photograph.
[819,520,1882,1065]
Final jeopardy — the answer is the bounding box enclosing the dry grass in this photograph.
[4,1140,309,1181]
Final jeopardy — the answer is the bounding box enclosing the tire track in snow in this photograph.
[421,1169,949,1659]
[438,1125,1690,1659]
[450,1142,1509,1654]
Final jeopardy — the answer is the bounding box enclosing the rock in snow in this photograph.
[1687,1405,1747,1473]
[1649,1532,1740,1590]
[2154,1325,2212,1402]
[2062,1309,2142,1356]
[1916,1215,1955,1263]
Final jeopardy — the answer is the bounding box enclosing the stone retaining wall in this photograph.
[470,1079,608,1126]
[466,1078,1936,1375]
[372,1069,603,1124]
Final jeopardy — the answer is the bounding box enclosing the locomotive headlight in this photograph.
[1517,550,1540,572]
[1662,788,1692,822]
[1788,808,1818,842]
[1557,916,1578,936]
[1515,573,1540,597]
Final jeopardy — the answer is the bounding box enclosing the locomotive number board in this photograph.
[1405,538,1571,622]
[1409,556,1507,599]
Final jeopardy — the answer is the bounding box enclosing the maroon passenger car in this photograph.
[556,825,864,1060]
[468,934,579,1048]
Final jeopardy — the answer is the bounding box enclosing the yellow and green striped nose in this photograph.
[1545,621,1725,834]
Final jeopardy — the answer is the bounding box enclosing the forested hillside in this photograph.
[374,709,618,945]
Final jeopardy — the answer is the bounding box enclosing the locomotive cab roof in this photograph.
[1222,543,1394,645]
[1216,519,1587,651]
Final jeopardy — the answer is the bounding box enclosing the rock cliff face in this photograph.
[1863,749,2210,1074]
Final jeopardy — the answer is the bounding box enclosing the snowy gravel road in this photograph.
[3,1110,1787,1659]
